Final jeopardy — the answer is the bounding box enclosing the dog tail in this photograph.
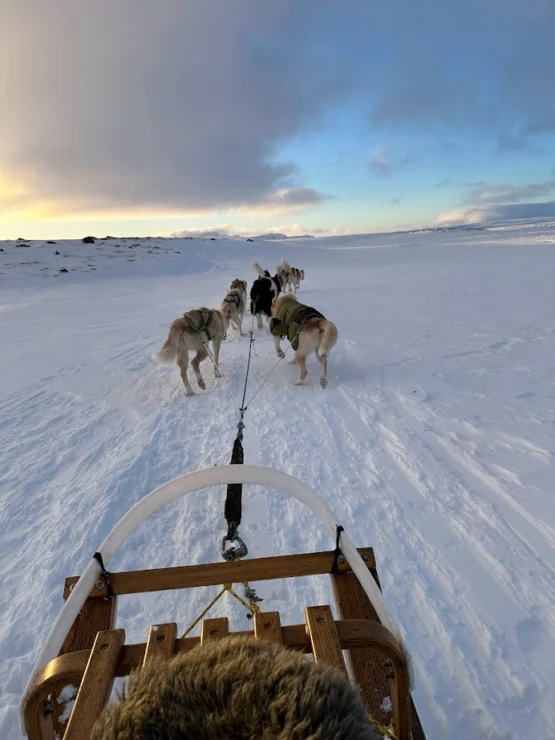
[281,259,291,272]
[253,262,266,278]
[317,319,338,359]
[156,324,180,364]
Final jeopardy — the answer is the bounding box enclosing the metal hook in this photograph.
[221,531,248,561]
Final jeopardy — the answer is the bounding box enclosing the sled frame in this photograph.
[23,547,425,740]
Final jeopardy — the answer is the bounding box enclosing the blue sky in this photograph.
[1,1,554,239]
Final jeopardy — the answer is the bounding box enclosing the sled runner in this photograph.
[21,465,426,740]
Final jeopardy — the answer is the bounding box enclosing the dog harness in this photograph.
[223,292,241,310]
[184,309,214,341]
[270,301,324,351]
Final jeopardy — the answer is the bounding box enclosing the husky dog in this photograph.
[290,266,305,291]
[156,308,228,395]
[230,278,248,293]
[276,259,292,291]
[220,280,247,336]
[276,260,304,292]
[250,263,282,330]
[270,293,338,388]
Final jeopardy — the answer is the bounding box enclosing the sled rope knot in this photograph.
[92,552,114,599]
[330,525,345,574]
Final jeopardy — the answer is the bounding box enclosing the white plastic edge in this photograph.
[20,464,411,733]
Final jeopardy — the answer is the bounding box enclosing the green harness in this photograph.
[270,301,324,351]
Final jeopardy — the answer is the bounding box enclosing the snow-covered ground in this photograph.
[1,223,554,739]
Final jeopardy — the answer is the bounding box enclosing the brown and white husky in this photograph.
[157,308,228,395]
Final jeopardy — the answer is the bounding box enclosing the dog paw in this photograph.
[320,376,328,389]
[294,379,305,386]
[197,378,206,389]
[184,388,194,396]
[277,349,285,359]
[214,371,222,378]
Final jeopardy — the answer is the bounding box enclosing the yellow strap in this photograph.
[181,587,227,638]
[368,713,397,738]
[180,580,260,638]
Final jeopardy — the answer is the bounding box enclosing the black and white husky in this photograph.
[250,263,282,330]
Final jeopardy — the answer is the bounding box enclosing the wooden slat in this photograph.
[61,596,117,653]
[201,617,229,643]
[64,629,124,740]
[390,665,412,740]
[253,611,283,644]
[305,606,347,673]
[332,571,425,740]
[64,548,376,599]
[332,570,390,722]
[143,623,177,666]
[52,594,117,738]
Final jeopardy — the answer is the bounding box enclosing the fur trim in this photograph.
[92,636,380,740]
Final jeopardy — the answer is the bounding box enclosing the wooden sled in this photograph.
[21,466,427,740]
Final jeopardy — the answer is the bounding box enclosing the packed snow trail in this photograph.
[1,224,554,739]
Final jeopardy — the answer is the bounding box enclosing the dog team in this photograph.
[157,259,338,394]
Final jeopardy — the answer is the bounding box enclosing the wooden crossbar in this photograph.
[64,548,376,599]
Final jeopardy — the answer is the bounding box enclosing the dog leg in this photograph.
[212,338,222,377]
[256,312,263,331]
[274,335,285,359]
[177,354,194,396]
[294,352,308,384]
[191,346,208,389]
[319,355,328,388]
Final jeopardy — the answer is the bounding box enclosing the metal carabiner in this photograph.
[221,530,248,561]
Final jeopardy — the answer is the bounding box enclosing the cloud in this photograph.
[1,0,554,224]
[168,222,349,238]
[368,145,411,178]
[496,134,544,154]
[232,187,331,218]
[435,175,555,226]
[434,180,451,188]
[434,201,555,227]
[0,2,352,220]
[462,180,555,206]
[524,112,555,136]
[365,2,555,152]
[368,145,392,177]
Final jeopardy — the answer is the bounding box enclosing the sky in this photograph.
[1,0,554,239]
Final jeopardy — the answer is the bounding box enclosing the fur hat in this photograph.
[92,635,381,739]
